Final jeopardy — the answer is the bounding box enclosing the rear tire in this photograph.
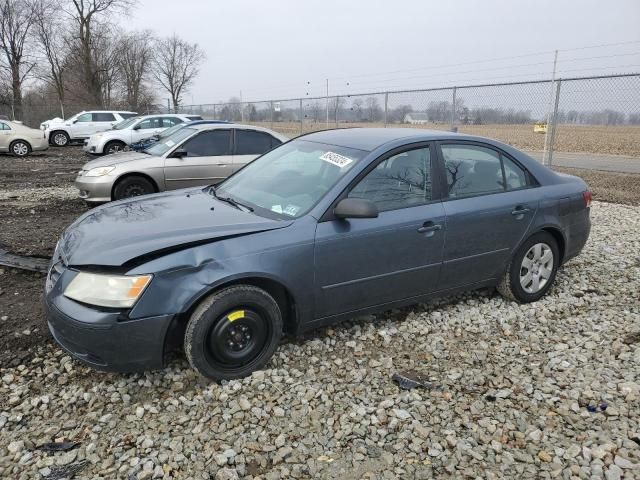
[497,231,559,303]
[10,140,30,157]
[184,285,283,381]
[112,175,156,200]
[50,131,69,147]
[104,141,126,155]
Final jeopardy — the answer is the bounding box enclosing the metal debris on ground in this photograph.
[37,441,79,453]
[392,371,435,390]
[42,460,88,480]
[0,249,50,272]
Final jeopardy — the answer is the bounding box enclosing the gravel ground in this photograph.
[0,201,639,479]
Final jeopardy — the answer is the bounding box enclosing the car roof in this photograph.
[187,123,289,139]
[299,127,480,151]
[84,110,137,113]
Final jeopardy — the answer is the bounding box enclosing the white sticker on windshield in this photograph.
[320,151,353,168]
[166,140,175,147]
[283,204,301,216]
[271,205,283,214]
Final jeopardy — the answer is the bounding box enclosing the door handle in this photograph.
[511,206,531,216]
[417,221,442,235]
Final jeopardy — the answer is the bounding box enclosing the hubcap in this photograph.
[13,143,28,156]
[206,309,267,368]
[54,133,67,146]
[520,243,554,294]
[122,183,147,198]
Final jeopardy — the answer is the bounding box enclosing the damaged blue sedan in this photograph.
[45,128,591,380]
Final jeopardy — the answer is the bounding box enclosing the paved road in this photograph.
[526,151,640,174]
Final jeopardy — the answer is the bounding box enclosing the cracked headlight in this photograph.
[85,166,115,177]
[64,272,152,308]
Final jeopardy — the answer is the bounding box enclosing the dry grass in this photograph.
[553,166,640,206]
[248,122,640,157]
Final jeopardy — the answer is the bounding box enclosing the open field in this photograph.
[245,122,640,158]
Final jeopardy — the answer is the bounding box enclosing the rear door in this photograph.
[163,129,233,189]
[314,144,445,318]
[437,142,540,289]
[233,129,283,172]
[91,112,117,134]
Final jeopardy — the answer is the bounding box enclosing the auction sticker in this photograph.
[320,151,353,168]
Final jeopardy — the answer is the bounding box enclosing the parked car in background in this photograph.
[0,120,49,157]
[41,111,138,147]
[128,120,230,152]
[83,114,202,155]
[76,124,287,202]
[47,128,591,380]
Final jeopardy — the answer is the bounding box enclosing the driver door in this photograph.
[314,145,445,318]
[163,129,234,190]
[71,112,95,138]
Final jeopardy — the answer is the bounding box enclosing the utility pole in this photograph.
[166,98,170,113]
[240,90,244,122]
[326,78,329,129]
[542,50,559,165]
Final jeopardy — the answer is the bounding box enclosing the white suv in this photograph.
[83,114,202,155]
[41,111,138,147]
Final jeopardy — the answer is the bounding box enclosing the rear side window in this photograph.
[183,130,231,156]
[93,112,116,122]
[0,122,11,130]
[442,144,530,198]
[162,117,183,127]
[235,130,279,155]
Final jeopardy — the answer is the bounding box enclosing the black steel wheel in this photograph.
[184,285,283,381]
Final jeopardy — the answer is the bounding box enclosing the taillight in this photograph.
[582,190,592,208]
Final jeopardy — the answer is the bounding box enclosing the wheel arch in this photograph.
[111,172,160,199]
[539,226,566,265]
[49,129,69,143]
[10,138,32,152]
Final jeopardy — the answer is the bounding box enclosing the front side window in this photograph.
[145,127,196,156]
[75,113,92,123]
[235,130,277,155]
[182,130,231,156]
[349,147,432,212]
[217,140,367,218]
[93,112,116,122]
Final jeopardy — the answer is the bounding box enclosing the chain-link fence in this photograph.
[176,73,640,164]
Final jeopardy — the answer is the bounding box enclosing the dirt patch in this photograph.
[553,166,640,206]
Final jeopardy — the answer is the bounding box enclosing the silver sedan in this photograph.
[75,124,288,203]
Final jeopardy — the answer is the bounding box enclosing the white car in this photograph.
[41,110,138,147]
[83,114,203,155]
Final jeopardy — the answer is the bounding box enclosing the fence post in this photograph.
[450,87,457,132]
[547,79,562,167]
[299,99,303,136]
[213,104,217,120]
[384,92,389,127]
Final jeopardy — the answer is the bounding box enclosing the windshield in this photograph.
[112,117,139,130]
[216,139,367,218]
[145,127,197,156]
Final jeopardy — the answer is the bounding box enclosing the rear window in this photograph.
[119,113,138,119]
[187,115,203,121]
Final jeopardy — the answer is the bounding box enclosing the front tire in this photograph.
[184,285,283,381]
[104,141,126,155]
[50,131,69,147]
[497,232,559,303]
[112,175,156,200]
[10,140,31,157]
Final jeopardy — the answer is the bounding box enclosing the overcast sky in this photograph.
[127,0,640,105]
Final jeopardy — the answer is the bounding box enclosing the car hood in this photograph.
[59,188,293,267]
[83,151,151,169]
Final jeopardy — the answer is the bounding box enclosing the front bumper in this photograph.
[75,173,115,203]
[29,136,49,152]
[45,294,174,373]
[83,138,104,154]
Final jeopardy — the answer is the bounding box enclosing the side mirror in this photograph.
[334,198,378,219]
[133,124,140,130]
[170,148,188,158]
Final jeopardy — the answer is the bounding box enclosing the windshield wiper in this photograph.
[208,186,253,212]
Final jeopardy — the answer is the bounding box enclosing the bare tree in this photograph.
[66,0,131,106]
[92,24,120,107]
[152,34,205,112]
[33,0,70,117]
[118,29,153,110]
[0,0,37,120]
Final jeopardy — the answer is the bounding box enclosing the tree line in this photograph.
[0,0,205,121]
